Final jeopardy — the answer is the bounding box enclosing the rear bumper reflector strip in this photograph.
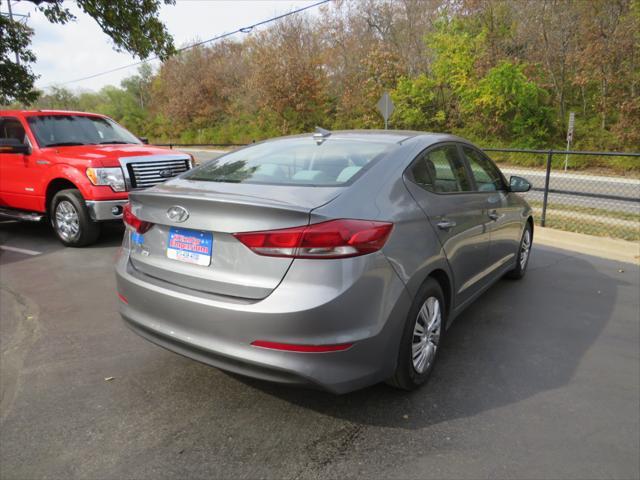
[250,340,353,353]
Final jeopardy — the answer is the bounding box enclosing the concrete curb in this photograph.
[535,226,640,265]
[180,148,229,154]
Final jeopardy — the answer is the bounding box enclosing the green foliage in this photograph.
[1,0,175,104]
[465,62,554,147]
[391,75,445,131]
[46,0,176,60]
[0,11,38,104]
[427,19,480,96]
[392,23,554,148]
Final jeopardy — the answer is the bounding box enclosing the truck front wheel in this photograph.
[50,189,101,247]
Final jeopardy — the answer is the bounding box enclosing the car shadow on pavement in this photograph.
[230,246,627,430]
[0,220,124,266]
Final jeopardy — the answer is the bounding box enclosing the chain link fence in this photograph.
[484,149,640,241]
[160,143,640,242]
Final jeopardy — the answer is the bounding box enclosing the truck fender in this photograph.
[43,165,93,210]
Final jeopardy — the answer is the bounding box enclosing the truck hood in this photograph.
[44,144,189,167]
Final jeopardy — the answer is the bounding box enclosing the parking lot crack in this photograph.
[290,422,365,480]
[0,283,42,425]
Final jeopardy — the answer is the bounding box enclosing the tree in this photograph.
[392,74,445,130]
[0,7,38,104]
[0,0,176,104]
[36,85,80,110]
[247,16,329,134]
[516,0,580,126]
[8,0,636,152]
[468,61,554,145]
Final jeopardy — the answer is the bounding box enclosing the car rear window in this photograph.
[184,138,394,186]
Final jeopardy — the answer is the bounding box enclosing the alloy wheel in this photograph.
[412,296,441,374]
[55,200,80,241]
[520,229,531,270]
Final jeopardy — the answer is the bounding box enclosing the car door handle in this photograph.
[436,219,457,230]
[488,211,501,221]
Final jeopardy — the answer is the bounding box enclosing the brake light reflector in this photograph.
[251,340,353,352]
[233,219,393,258]
[123,203,153,234]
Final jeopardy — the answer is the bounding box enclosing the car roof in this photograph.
[265,129,471,145]
[2,110,107,117]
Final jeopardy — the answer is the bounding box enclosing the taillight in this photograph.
[123,203,153,234]
[233,219,393,259]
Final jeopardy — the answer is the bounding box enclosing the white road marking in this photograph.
[0,245,42,256]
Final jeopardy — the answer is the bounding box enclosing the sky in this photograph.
[8,0,322,93]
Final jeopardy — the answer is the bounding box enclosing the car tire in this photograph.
[505,224,532,280]
[50,189,101,247]
[387,278,446,391]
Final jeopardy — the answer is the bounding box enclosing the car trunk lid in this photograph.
[127,179,342,299]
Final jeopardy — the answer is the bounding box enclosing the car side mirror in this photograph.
[0,138,31,155]
[139,137,149,145]
[509,175,531,193]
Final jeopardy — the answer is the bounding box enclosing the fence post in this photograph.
[540,150,553,227]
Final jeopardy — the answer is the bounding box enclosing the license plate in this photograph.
[167,227,213,266]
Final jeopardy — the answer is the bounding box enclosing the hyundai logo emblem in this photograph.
[159,168,174,178]
[167,206,189,223]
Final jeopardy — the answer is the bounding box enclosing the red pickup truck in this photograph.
[0,110,192,246]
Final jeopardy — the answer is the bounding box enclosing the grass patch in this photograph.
[539,216,640,242]
[489,151,640,177]
[528,201,640,241]
[528,200,640,223]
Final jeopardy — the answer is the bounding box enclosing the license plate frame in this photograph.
[167,227,213,266]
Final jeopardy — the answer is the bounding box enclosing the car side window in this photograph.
[409,144,472,193]
[0,117,26,143]
[461,146,505,192]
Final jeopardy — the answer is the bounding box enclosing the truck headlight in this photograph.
[86,167,126,192]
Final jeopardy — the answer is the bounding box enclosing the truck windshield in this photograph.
[184,138,394,186]
[27,115,142,147]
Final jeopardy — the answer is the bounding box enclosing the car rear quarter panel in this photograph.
[310,137,455,320]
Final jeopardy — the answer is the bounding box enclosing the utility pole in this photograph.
[6,1,20,65]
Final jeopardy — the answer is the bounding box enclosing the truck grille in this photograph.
[126,158,190,189]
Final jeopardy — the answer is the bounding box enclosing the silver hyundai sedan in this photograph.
[115,130,533,394]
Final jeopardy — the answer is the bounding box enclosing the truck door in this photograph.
[0,116,40,211]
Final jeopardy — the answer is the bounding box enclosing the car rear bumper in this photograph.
[86,199,127,221]
[114,247,412,394]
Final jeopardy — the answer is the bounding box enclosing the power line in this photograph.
[44,0,331,88]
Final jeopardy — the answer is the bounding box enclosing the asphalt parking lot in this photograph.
[1,220,639,479]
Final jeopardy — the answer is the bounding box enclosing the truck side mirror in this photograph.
[0,138,31,155]
[139,137,149,145]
